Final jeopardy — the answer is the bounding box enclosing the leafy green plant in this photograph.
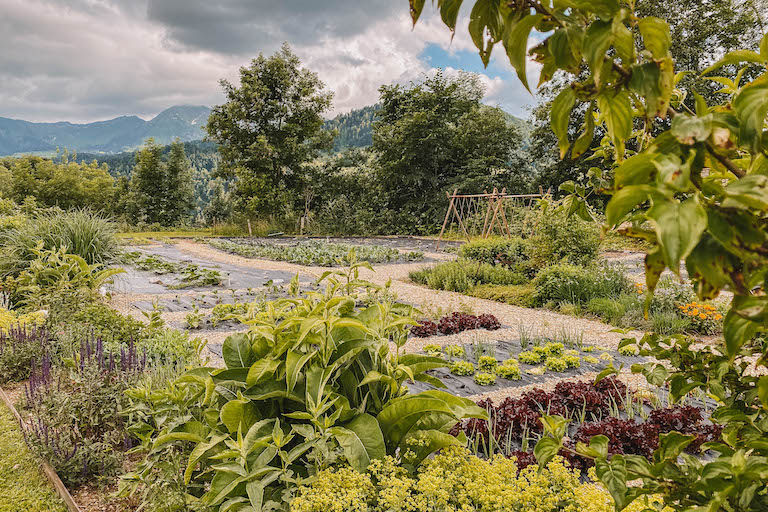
[450,360,475,376]
[518,351,543,365]
[444,344,465,358]
[185,305,204,330]
[478,355,498,372]
[533,263,632,307]
[0,209,120,278]
[124,274,485,510]
[467,283,535,307]
[473,372,497,386]
[544,357,567,372]
[209,239,421,266]
[0,325,49,383]
[497,364,522,381]
[10,245,124,310]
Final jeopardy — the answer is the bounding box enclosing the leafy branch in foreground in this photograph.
[413,1,768,510]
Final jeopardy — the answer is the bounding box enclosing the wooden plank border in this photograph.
[0,385,82,512]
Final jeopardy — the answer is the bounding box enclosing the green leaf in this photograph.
[670,114,713,145]
[572,102,595,158]
[758,376,768,410]
[731,295,768,323]
[647,196,708,275]
[605,185,655,227]
[220,399,257,434]
[733,78,768,154]
[595,456,630,509]
[401,430,462,466]
[615,154,656,187]
[534,437,561,468]
[723,310,759,358]
[723,174,768,211]
[576,434,609,459]
[552,87,577,158]
[597,89,632,161]
[657,431,695,462]
[584,20,613,85]
[502,14,544,93]
[438,0,464,31]
[285,350,314,393]
[686,235,738,300]
[468,0,502,66]
[702,50,766,76]
[222,333,254,369]
[409,0,426,25]
[331,413,386,473]
[246,359,280,387]
[638,17,671,59]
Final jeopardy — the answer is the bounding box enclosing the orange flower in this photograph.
[715,314,723,321]
[698,313,707,320]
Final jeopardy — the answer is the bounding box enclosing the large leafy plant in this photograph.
[411,1,768,510]
[126,271,485,511]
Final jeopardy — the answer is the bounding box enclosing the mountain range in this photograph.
[0,105,211,155]
[0,104,529,156]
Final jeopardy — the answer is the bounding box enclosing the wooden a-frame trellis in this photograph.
[435,188,544,249]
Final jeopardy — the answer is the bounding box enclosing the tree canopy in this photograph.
[206,43,334,218]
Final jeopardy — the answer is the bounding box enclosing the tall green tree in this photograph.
[372,70,524,233]
[162,139,194,225]
[129,138,193,226]
[206,43,334,218]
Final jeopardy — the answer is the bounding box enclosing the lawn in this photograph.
[0,402,67,512]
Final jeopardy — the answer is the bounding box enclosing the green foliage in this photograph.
[209,239,421,266]
[450,360,475,376]
[55,302,146,349]
[417,1,768,509]
[129,138,195,226]
[0,405,67,512]
[123,276,485,510]
[0,325,49,383]
[293,448,662,512]
[587,297,627,325]
[206,43,334,218]
[1,153,116,211]
[496,363,522,380]
[467,283,535,307]
[533,263,632,306]
[410,259,526,293]
[9,245,124,310]
[444,344,465,358]
[373,70,527,233]
[459,237,528,266]
[518,350,543,365]
[477,355,498,372]
[544,356,568,372]
[0,209,120,278]
[473,372,497,386]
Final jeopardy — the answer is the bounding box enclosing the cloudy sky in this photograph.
[0,0,539,123]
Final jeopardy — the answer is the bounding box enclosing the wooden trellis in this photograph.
[435,188,544,249]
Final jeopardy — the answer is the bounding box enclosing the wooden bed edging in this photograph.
[0,385,82,512]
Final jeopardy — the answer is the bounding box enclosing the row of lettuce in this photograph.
[0,210,689,511]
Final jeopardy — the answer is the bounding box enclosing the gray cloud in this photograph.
[0,0,534,123]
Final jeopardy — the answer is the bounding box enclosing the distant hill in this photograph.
[324,104,530,152]
[0,105,211,156]
[324,105,378,151]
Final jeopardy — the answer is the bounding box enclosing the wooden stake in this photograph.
[436,189,457,250]
[247,220,253,237]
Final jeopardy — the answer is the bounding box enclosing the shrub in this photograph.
[54,302,146,349]
[497,364,522,380]
[586,297,627,325]
[410,259,526,293]
[459,237,528,267]
[525,205,600,268]
[0,210,119,278]
[451,360,475,376]
[293,448,663,512]
[478,355,498,372]
[0,308,45,332]
[0,325,49,383]
[468,283,535,307]
[651,311,692,335]
[533,263,632,306]
[677,302,723,334]
[474,372,497,386]
[545,356,568,372]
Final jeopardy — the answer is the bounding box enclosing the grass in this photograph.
[0,403,67,512]
[118,230,228,239]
